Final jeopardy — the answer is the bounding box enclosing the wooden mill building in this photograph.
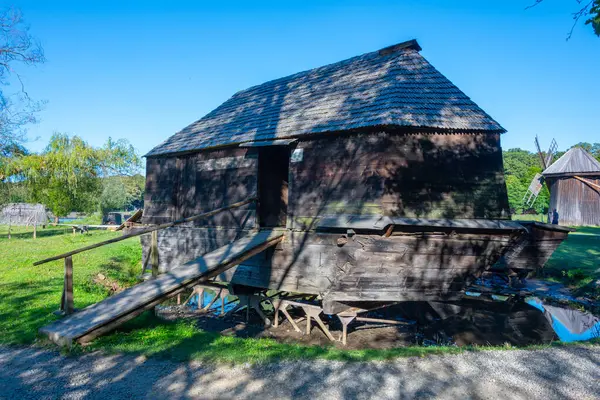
[38,40,574,347]
[543,147,600,226]
[139,39,558,313]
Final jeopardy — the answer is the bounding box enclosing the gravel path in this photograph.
[1,345,599,399]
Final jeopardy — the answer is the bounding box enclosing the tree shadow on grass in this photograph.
[541,228,600,292]
[0,280,61,344]
[0,226,73,240]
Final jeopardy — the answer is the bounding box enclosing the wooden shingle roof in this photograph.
[543,147,600,177]
[147,39,505,157]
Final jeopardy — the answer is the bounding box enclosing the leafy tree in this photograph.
[570,142,600,161]
[9,133,141,218]
[99,174,145,215]
[587,0,600,35]
[503,148,549,214]
[0,7,45,157]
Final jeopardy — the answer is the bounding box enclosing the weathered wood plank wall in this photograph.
[547,176,600,226]
[288,132,510,230]
[143,147,258,227]
[142,131,511,274]
[220,231,514,303]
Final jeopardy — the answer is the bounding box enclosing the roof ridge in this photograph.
[229,39,422,100]
[543,146,600,176]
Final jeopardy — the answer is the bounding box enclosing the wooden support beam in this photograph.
[151,230,159,277]
[201,289,221,311]
[219,289,229,315]
[304,307,335,341]
[274,305,280,327]
[355,316,411,325]
[280,306,301,333]
[41,231,283,346]
[384,224,394,237]
[337,314,356,345]
[574,175,600,192]
[62,256,74,315]
[34,197,257,266]
[185,287,204,308]
[116,209,143,231]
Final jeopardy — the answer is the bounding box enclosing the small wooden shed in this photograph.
[543,147,600,226]
[0,203,48,226]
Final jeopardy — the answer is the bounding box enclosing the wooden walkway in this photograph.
[39,229,284,346]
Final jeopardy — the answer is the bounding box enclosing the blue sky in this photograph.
[12,0,600,156]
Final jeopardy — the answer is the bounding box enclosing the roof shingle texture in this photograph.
[543,147,600,176]
[147,40,505,156]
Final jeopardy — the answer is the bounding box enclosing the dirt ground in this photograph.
[156,305,417,349]
[155,298,561,349]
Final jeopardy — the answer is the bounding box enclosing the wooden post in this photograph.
[72,226,76,236]
[385,224,394,237]
[304,307,335,341]
[201,289,220,311]
[62,256,74,315]
[33,222,37,239]
[197,287,204,308]
[7,214,11,240]
[273,301,280,327]
[220,289,228,315]
[338,315,356,345]
[151,230,159,277]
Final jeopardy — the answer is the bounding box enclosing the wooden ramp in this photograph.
[40,229,284,346]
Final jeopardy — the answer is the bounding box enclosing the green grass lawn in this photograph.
[512,214,549,223]
[0,223,597,364]
[0,225,141,344]
[542,226,600,294]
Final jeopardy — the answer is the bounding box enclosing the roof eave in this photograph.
[145,126,507,158]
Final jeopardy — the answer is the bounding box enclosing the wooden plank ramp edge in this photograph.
[39,230,284,347]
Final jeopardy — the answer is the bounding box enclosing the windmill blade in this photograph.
[534,136,547,170]
[523,173,545,207]
[544,139,557,169]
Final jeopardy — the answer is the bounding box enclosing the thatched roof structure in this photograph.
[0,203,48,226]
[543,147,600,178]
[147,39,504,157]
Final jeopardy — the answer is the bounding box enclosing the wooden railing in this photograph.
[34,197,257,315]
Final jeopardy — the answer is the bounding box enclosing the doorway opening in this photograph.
[258,146,290,228]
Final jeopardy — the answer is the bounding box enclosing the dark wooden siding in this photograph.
[143,157,179,224]
[504,225,569,270]
[288,132,510,229]
[141,131,511,271]
[141,227,513,299]
[547,176,600,226]
[143,148,258,227]
[177,147,258,228]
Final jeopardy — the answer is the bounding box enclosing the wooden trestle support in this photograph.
[181,285,408,345]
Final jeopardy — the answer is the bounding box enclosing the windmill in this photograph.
[522,136,557,208]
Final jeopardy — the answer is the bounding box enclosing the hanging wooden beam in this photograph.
[574,175,600,192]
[34,197,257,266]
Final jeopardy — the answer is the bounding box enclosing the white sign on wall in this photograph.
[291,148,304,163]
